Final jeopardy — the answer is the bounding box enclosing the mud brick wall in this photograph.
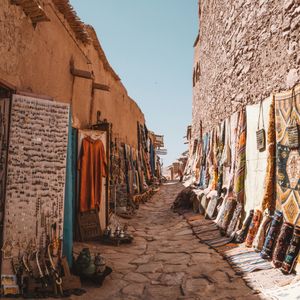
[192,0,300,138]
[0,0,145,148]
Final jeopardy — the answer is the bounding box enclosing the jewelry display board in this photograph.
[0,99,10,225]
[1,94,69,274]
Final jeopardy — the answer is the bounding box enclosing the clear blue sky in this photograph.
[70,0,198,166]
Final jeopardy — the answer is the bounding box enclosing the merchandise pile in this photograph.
[177,84,300,296]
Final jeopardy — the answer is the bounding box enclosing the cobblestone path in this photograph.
[75,182,261,300]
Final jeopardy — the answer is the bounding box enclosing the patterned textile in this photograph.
[226,202,243,237]
[234,109,247,204]
[218,196,237,233]
[281,225,300,274]
[220,117,231,167]
[216,113,239,225]
[261,210,283,259]
[215,196,227,225]
[199,133,209,188]
[235,210,254,243]
[272,222,294,268]
[253,209,272,252]
[261,98,276,213]
[210,130,219,190]
[204,132,212,188]
[245,98,271,215]
[245,209,262,247]
[275,85,300,225]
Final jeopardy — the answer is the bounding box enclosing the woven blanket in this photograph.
[275,84,300,225]
[234,109,247,204]
[245,97,271,214]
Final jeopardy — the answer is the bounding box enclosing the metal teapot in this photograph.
[74,248,96,277]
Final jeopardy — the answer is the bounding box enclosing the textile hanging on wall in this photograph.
[244,97,271,214]
[220,117,231,171]
[224,112,239,191]
[199,133,209,188]
[233,109,247,204]
[78,135,107,212]
[215,113,239,224]
[275,84,300,225]
[78,130,107,231]
[261,98,276,213]
[2,95,69,274]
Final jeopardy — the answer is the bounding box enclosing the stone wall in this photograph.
[192,0,300,139]
[0,0,145,148]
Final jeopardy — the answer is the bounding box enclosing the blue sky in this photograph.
[70,0,198,166]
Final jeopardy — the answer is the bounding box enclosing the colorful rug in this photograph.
[272,222,294,268]
[261,98,276,213]
[235,209,254,243]
[245,209,262,247]
[275,84,300,225]
[253,209,272,252]
[261,210,283,259]
[234,109,247,204]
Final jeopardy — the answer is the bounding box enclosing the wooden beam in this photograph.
[93,82,110,92]
[70,67,93,80]
[0,78,17,91]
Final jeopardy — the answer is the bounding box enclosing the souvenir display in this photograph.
[2,95,69,272]
[256,100,266,151]
[176,84,300,288]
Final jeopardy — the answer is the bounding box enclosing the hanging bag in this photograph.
[287,88,299,149]
[256,100,266,151]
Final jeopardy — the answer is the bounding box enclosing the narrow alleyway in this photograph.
[75,183,261,300]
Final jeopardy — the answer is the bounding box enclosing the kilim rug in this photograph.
[275,84,300,225]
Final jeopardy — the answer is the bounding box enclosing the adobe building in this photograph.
[192,0,300,138]
[0,1,163,285]
[0,0,145,147]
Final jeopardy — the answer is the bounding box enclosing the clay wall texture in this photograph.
[0,0,145,148]
[192,0,300,139]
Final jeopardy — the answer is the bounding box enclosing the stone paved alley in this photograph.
[75,183,260,300]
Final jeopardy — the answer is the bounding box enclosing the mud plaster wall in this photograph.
[0,0,144,148]
[192,0,300,139]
